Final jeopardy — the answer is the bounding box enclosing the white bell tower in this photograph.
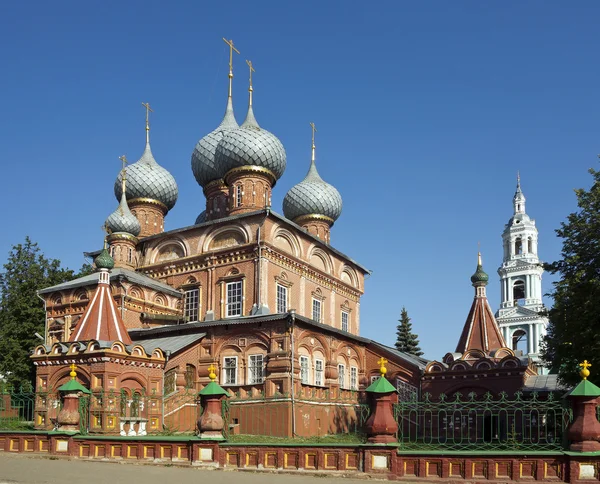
[496,174,548,372]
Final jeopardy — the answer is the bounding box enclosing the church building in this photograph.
[30,40,426,437]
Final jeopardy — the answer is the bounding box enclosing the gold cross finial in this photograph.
[580,360,592,380]
[246,59,255,88]
[119,155,128,193]
[208,364,217,382]
[223,38,240,99]
[141,102,153,142]
[310,122,317,162]
[477,242,482,266]
[69,363,77,380]
[377,357,388,377]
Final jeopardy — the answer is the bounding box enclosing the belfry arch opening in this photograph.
[514,238,522,255]
[512,329,528,355]
[528,237,533,254]
[513,280,525,304]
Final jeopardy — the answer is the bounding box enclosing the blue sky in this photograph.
[0,1,598,360]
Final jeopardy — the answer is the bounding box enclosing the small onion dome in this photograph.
[95,247,115,270]
[470,254,489,286]
[215,105,286,183]
[195,210,207,225]
[283,159,343,222]
[105,190,141,236]
[114,142,178,211]
[191,97,238,188]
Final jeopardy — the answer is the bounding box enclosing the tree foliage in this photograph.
[0,238,85,387]
[395,306,423,357]
[541,167,600,386]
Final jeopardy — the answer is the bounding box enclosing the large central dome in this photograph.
[215,105,286,183]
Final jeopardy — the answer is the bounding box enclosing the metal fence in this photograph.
[394,391,571,451]
[0,385,39,431]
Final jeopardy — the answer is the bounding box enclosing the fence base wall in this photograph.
[1,432,600,483]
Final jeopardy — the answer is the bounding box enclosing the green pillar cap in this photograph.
[365,376,397,394]
[198,381,229,397]
[58,379,91,394]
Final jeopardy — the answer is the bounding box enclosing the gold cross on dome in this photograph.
[377,357,388,377]
[310,122,317,148]
[69,363,77,380]
[119,155,128,171]
[246,60,255,87]
[141,102,153,128]
[223,38,240,72]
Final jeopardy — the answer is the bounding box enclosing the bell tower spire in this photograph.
[496,174,548,372]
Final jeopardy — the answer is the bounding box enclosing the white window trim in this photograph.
[338,363,346,389]
[226,280,243,317]
[247,354,265,384]
[300,355,310,385]
[350,366,358,390]
[184,288,200,322]
[222,356,238,386]
[276,283,288,314]
[341,310,349,332]
[312,298,322,323]
[314,359,324,387]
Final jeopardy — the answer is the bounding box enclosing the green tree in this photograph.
[0,238,83,387]
[541,167,600,386]
[395,306,423,356]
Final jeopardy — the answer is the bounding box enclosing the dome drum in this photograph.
[128,200,167,238]
[204,180,230,221]
[226,170,273,216]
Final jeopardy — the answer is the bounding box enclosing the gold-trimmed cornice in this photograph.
[128,197,168,214]
[224,165,277,186]
[107,232,138,244]
[294,213,335,226]
[203,178,227,195]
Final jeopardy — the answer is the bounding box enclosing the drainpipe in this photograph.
[288,309,297,437]
[255,211,269,313]
[36,292,47,344]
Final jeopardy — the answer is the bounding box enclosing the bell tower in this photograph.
[496,174,548,372]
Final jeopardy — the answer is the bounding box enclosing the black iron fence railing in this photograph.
[394,391,572,451]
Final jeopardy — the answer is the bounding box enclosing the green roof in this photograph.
[198,381,229,397]
[569,379,600,397]
[58,379,91,394]
[365,376,397,394]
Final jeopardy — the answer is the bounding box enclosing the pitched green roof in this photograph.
[365,376,397,394]
[569,379,600,397]
[198,381,229,397]
[58,379,91,394]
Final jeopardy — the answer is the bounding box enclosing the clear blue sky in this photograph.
[1,1,598,360]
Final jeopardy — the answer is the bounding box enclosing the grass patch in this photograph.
[227,433,365,444]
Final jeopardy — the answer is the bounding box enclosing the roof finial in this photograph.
[517,171,521,190]
[223,38,240,99]
[310,122,317,163]
[580,360,592,380]
[69,363,77,380]
[246,59,255,107]
[141,102,153,144]
[119,155,128,195]
[477,242,482,266]
[377,357,388,377]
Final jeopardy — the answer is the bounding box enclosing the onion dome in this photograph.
[215,67,286,183]
[191,97,238,187]
[106,173,141,236]
[470,252,489,286]
[95,247,115,270]
[283,158,343,223]
[114,120,178,211]
[195,210,207,225]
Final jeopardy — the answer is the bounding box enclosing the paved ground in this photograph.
[0,453,377,484]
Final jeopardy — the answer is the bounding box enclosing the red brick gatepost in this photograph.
[364,358,398,443]
[567,360,600,452]
[56,364,91,433]
[197,364,229,440]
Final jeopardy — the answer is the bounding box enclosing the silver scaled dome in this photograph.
[106,187,141,236]
[191,98,238,187]
[283,159,343,222]
[215,105,286,182]
[114,141,178,211]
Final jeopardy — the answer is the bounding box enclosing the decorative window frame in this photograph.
[222,356,238,386]
[218,273,246,319]
[299,355,310,385]
[247,354,265,384]
[338,363,346,389]
[314,359,324,386]
[350,366,358,390]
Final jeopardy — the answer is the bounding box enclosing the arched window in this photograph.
[512,329,528,354]
[185,364,195,389]
[513,280,525,303]
[515,238,522,255]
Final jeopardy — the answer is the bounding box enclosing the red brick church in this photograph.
[30,40,427,437]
